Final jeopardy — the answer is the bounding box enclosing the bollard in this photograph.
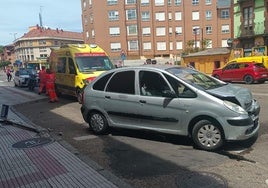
[1,104,9,119]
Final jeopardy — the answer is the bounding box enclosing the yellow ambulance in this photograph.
[49,44,115,103]
[227,56,268,69]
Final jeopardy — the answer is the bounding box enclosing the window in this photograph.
[127,25,137,35]
[221,25,230,33]
[192,0,199,5]
[175,27,182,35]
[157,42,166,50]
[109,27,120,36]
[205,11,212,20]
[143,42,151,50]
[205,0,211,5]
[170,42,173,50]
[141,11,150,21]
[243,7,253,30]
[175,12,182,20]
[108,11,119,21]
[155,12,165,21]
[126,0,136,4]
[168,12,172,20]
[221,9,229,19]
[128,40,138,50]
[207,40,212,48]
[155,0,164,6]
[176,41,183,50]
[163,73,196,98]
[139,71,170,97]
[142,27,151,36]
[57,57,66,73]
[168,0,171,5]
[205,26,212,34]
[175,0,181,6]
[126,9,137,20]
[107,71,135,94]
[192,11,199,20]
[193,27,200,34]
[156,27,166,36]
[38,40,46,45]
[93,73,113,91]
[221,39,228,47]
[68,58,76,74]
[169,27,172,34]
[111,43,121,52]
[141,0,149,5]
[107,0,117,5]
[39,47,46,53]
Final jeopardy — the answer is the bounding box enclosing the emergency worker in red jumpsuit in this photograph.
[45,68,59,103]
[38,66,46,94]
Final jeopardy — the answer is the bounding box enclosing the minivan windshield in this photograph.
[166,67,227,90]
[76,56,115,73]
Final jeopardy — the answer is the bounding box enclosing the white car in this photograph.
[14,69,31,87]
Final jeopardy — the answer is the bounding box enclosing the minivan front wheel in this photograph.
[192,120,224,151]
[89,112,109,134]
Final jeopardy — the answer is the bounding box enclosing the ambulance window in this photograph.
[57,57,66,73]
[68,58,76,74]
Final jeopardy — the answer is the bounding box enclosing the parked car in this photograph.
[212,62,268,84]
[81,65,260,151]
[14,68,39,87]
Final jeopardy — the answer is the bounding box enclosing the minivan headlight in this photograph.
[223,100,248,115]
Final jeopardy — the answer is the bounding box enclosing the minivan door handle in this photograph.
[139,100,146,103]
[105,96,111,99]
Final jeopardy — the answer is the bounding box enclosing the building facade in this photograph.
[81,0,232,60]
[233,0,268,57]
[1,44,16,63]
[14,25,83,64]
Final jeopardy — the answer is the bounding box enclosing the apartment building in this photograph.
[81,0,232,60]
[14,25,83,63]
[233,0,268,56]
[1,44,16,63]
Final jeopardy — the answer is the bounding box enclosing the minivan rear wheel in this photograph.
[192,120,224,151]
[89,112,109,134]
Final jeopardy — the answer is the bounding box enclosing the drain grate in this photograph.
[177,171,228,188]
[12,137,54,149]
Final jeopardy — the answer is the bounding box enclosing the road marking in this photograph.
[73,135,97,141]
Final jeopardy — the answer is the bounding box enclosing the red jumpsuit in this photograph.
[45,72,58,102]
[38,69,46,94]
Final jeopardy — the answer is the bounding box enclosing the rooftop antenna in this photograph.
[39,6,43,27]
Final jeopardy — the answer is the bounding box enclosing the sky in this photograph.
[0,0,82,45]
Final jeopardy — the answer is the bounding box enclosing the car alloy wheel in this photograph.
[192,119,223,151]
[244,75,254,84]
[89,112,109,134]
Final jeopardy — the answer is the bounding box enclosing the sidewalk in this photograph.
[0,71,130,188]
[0,106,130,188]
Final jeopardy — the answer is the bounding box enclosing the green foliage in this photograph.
[0,45,4,54]
[0,61,11,68]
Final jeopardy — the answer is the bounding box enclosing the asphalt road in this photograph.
[1,72,268,188]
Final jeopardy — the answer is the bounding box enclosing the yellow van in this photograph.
[49,44,115,103]
[227,56,268,68]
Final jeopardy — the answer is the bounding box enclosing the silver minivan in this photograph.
[81,65,260,151]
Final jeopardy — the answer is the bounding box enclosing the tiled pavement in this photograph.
[0,109,129,188]
[0,73,130,188]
